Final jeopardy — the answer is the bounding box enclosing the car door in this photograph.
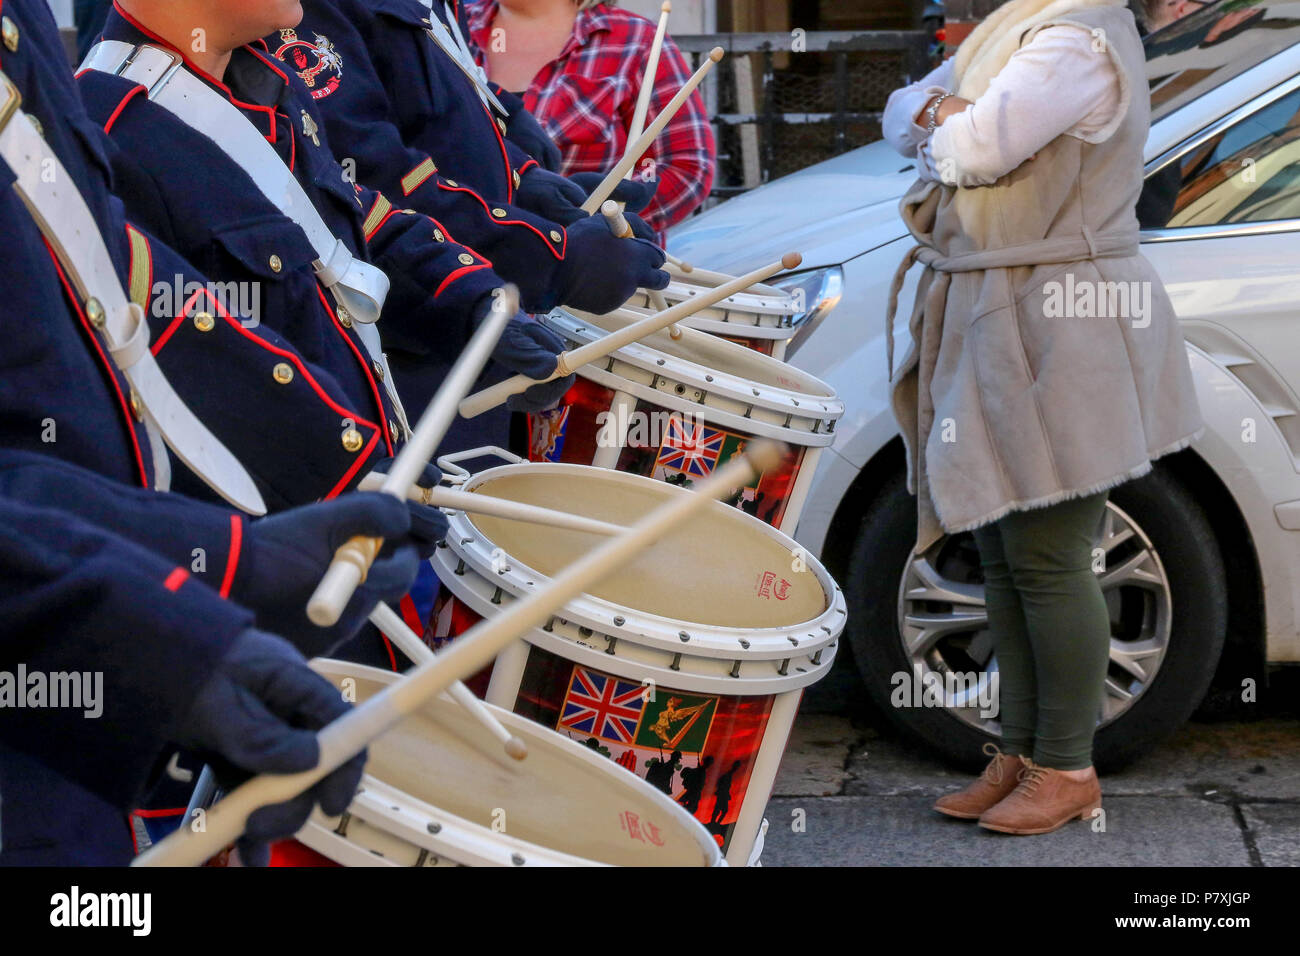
[1140,73,1300,460]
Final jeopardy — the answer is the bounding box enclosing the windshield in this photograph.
[1145,0,1300,120]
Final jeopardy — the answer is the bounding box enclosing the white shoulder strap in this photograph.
[81,41,410,437]
[419,0,506,116]
[0,70,269,514]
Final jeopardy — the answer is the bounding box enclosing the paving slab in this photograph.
[757,796,1253,867]
[1238,804,1300,867]
[772,714,858,797]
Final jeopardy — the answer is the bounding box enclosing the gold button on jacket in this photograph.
[2,17,18,53]
[272,362,295,384]
[341,428,364,453]
[269,254,283,273]
[193,312,216,332]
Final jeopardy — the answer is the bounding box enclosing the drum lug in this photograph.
[542,617,555,633]
[778,659,790,676]
[739,638,750,649]
[811,649,823,665]
[427,821,442,835]
[729,659,742,678]
[454,558,466,576]
[511,852,526,866]
[670,652,682,671]
[678,631,691,642]
[334,811,352,838]
[604,635,617,655]
[491,585,503,605]
[787,636,800,646]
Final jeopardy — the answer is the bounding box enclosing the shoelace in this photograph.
[1013,757,1051,795]
[981,741,1011,784]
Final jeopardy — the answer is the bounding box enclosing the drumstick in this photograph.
[459,252,802,419]
[357,472,625,536]
[307,286,519,627]
[134,443,784,867]
[665,252,693,273]
[601,200,679,337]
[579,47,724,215]
[627,2,672,151]
[368,603,528,761]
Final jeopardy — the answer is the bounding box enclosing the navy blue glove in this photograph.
[477,305,576,413]
[513,166,587,224]
[568,173,660,214]
[239,494,421,658]
[505,107,563,172]
[552,216,669,315]
[172,628,366,866]
[369,458,449,559]
[623,210,659,243]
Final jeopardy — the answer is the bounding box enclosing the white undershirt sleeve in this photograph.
[928,25,1123,187]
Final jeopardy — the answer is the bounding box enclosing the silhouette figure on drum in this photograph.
[710,760,743,825]
[644,750,683,795]
[678,755,714,815]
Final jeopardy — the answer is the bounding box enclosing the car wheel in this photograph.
[844,465,1228,772]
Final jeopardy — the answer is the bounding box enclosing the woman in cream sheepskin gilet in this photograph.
[882,0,1203,834]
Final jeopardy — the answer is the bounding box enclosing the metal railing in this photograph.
[677,31,933,198]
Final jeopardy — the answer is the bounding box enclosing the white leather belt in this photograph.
[81,41,411,439]
[0,71,266,515]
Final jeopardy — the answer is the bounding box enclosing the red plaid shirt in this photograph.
[466,1,716,234]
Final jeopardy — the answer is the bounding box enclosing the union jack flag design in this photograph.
[655,416,725,478]
[559,667,646,743]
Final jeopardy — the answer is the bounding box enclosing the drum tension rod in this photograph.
[730,660,742,678]
[670,652,682,671]
[778,659,790,676]
[604,635,617,655]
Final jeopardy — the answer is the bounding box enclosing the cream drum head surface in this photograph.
[300,661,722,867]
[466,468,828,629]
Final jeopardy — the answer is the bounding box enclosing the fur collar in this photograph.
[953,0,1127,98]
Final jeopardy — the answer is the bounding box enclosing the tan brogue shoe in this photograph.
[933,744,1025,820]
[977,759,1102,835]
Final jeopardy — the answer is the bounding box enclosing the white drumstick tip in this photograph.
[662,1,672,12]
[709,46,724,63]
[505,737,529,761]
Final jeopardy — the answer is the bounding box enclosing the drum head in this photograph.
[316,662,718,866]
[466,467,829,628]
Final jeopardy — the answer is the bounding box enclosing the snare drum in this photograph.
[628,266,799,359]
[284,660,723,867]
[427,462,846,865]
[527,308,843,534]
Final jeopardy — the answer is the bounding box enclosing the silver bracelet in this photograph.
[926,92,954,134]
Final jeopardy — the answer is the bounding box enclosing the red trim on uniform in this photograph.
[324,430,381,500]
[102,84,149,134]
[517,158,540,176]
[399,594,424,635]
[380,633,399,672]
[41,239,151,489]
[219,514,242,599]
[435,263,492,298]
[365,209,400,240]
[478,98,516,198]
[110,1,281,142]
[437,181,565,259]
[163,567,189,592]
[315,286,395,457]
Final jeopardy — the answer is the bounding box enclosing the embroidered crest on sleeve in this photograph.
[274,28,343,99]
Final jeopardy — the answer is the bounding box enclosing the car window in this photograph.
[1145,0,1300,123]
[1138,84,1300,227]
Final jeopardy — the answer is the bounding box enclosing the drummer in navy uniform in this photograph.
[262,0,666,449]
[0,0,431,865]
[77,1,667,461]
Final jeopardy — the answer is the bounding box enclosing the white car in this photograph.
[669,0,1300,769]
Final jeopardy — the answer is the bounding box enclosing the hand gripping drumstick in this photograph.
[134,442,784,867]
[307,285,520,628]
[579,47,724,215]
[459,252,803,419]
[601,200,679,337]
[368,603,528,761]
[357,472,625,536]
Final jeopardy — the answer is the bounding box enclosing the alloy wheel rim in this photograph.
[893,501,1173,735]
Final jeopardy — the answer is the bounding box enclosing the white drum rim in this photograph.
[436,463,847,661]
[667,264,791,299]
[299,660,726,867]
[635,281,797,321]
[546,309,842,446]
[431,543,839,695]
